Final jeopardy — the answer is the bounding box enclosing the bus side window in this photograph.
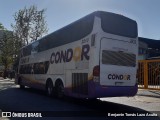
[44,61,49,74]
[39,62,45,74]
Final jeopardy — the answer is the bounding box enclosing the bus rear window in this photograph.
[102,50,136,67]
[101,13,137,38]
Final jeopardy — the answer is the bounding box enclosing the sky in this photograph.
[0,0,160,40]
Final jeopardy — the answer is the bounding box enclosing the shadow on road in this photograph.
[0,87,159,120]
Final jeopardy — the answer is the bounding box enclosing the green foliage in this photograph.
[0,5,48,72]
[11,5,48,45]
[0,31,14,70]
[0,23,5,30]
[0,22,21,71]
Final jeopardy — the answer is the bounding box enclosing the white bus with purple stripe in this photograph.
[16,11,138,98]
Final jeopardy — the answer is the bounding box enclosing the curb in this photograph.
[135,96,160,103]
[137,89,160,98]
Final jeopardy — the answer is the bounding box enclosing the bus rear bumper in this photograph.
[91,82,138,98]
[64,81,138,99]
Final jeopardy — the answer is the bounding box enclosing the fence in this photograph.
[138,60,160,90]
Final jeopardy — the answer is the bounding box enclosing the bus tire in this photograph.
[18,78,25,89]
[55,80,64,98]
[20,84,25,89]
[46,79,54,97]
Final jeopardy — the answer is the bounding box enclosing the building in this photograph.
[138,37,160,60]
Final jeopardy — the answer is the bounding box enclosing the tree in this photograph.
[0,23,21,75]
[0,23,5,30]
[12,35,22,71]
[30,8,48,41]
[0,31,14,71]
[11,5,48,45]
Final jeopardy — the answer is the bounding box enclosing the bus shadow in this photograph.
[0,87,159,120]
[20,87,160,117]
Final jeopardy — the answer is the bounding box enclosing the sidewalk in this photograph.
[137,89,160,98]
[0,77,15,90]
[0,77,14,81]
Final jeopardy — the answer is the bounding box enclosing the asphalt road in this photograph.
[0,78,160,120]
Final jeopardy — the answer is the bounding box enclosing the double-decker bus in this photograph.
[15,11,138,98]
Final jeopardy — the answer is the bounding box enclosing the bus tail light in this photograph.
[93,65,100,83]
[93,65,100,76]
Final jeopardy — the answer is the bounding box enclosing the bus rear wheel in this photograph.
[46,80,54,97]
[55,81,64,98]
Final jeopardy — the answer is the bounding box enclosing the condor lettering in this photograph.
[50,44,90,64]
[108,74,130,80]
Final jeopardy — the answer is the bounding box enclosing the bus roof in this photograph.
[23,11,136,48]
[21,11,137,57]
